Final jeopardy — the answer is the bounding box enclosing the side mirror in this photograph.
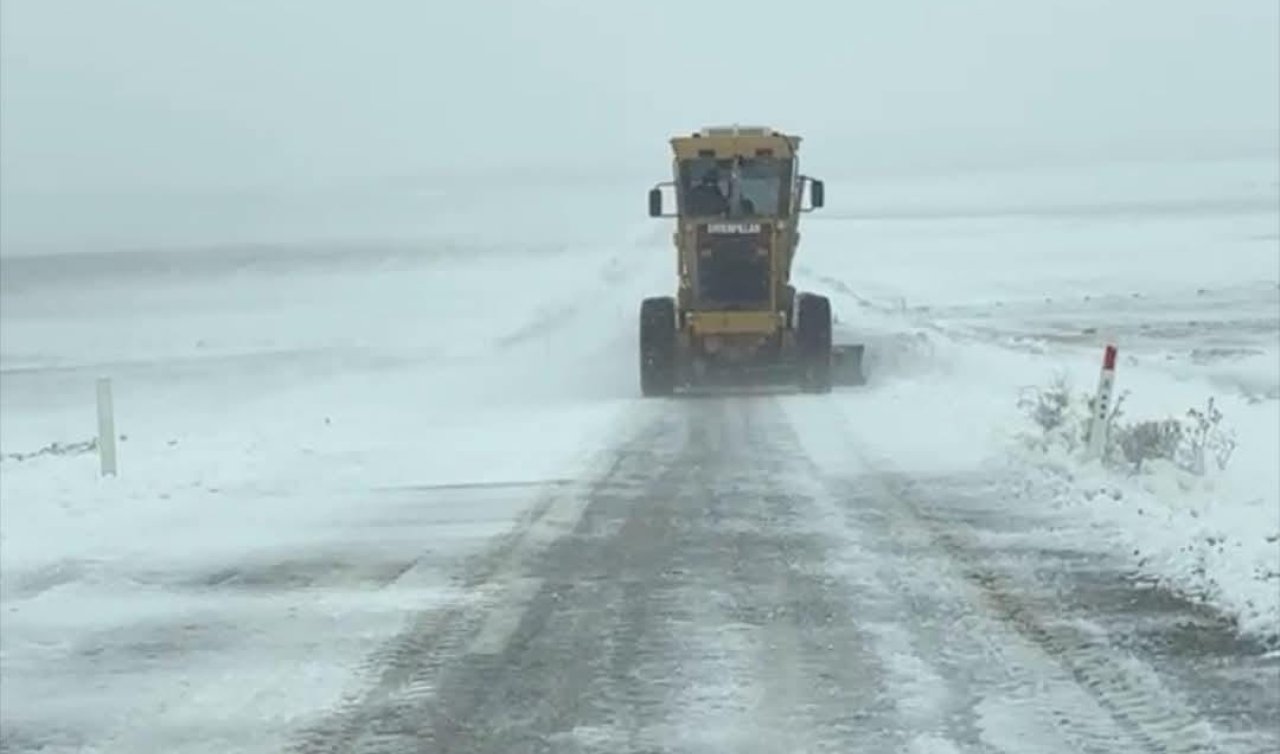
[810,178,825,209]
[648,187,663,217]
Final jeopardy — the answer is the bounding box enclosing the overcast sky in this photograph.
[2,0,1277,195]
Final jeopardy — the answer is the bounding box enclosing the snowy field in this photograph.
[1,157,1277,751]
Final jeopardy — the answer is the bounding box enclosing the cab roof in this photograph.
[670,125,801,160]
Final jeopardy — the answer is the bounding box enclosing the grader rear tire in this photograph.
[639,296,677,396]
[796,293,833,394]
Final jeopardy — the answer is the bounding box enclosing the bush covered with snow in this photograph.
[1014,374,1278,644]
[1016,373,1091,456]
[1017,377,1238,478]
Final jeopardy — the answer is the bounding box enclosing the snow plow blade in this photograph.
[831,344,867,386]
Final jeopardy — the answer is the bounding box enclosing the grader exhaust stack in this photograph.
[638,125,866,396]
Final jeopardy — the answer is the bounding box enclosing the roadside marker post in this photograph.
[97,378,118,477]
[1087,344,1118,461]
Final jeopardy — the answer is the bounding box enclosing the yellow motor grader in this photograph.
[640,125,865,396]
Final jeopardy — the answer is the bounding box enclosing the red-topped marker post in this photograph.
[1087,344,1118,460]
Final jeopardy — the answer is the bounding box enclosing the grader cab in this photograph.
[638,125,865,396]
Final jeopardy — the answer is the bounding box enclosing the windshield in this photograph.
[679,156,791,217]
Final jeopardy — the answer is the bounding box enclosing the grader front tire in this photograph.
[796,293,833,394]
[639,297,677,397]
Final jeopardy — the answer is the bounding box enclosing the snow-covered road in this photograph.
[1,159,1276,752]
[289,396,1277,753]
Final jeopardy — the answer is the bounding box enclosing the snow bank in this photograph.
[1008,366,1280,642]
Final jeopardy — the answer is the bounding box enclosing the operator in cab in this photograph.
[686,169,729,216]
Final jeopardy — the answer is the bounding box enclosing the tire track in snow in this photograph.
[403,397,906,753]
[292,395,916,753]
[780,396,1253,753]
[773,403,1123,752]
[888,471,1279,753]
[287,413,663,754]
[652,398,903,753]
[820,474,1171,753]
[382,408,696,752]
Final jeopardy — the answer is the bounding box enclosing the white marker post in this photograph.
[1087,344,1118,460]
[96,378,118,477]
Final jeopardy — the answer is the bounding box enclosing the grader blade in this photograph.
[832,344,867,386]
